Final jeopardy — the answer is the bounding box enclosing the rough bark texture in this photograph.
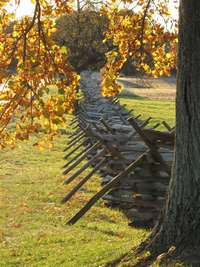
[149,0,200,252]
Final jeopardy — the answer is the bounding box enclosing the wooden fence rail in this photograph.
[61,71,174,228]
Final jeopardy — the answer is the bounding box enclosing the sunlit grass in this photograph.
[0,96,177,267]
[119,92,175,130]
[0,130,148,267]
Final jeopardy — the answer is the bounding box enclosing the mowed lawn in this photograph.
[119,93,175,129]
[0,94,175,267]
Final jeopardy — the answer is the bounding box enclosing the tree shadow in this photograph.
[104,248,155,267]
[118,90,147,100]
[104,245,199,267]
[118,78,152,89]
[80,224,123,237]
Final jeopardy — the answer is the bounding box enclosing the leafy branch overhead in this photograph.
[0,0,177,148]
[0,0,79,148]
[101,0,177,96]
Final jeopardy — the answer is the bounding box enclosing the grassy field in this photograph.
[0,94,176,267]
[119,92,175,129]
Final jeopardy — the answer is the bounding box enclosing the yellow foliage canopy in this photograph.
[0,0,178,148]
[101,1,177,96]
[0,0,79,148]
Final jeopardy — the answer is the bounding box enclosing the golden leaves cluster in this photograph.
[0,0,79,148]
[101,0,177,97]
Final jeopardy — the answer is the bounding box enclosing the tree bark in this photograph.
[148,0,200,253]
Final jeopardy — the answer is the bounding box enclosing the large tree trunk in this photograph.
[148,0,200,253]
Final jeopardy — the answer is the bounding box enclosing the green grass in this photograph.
[0,96,178,267]
[119,92,175,129]
[0,129,148,267]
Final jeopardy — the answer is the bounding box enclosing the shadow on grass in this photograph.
[80,224,121,237]
[119,90,147,100]
[104,250,162,267]
[118,78,151,89]
[104,246,195,267]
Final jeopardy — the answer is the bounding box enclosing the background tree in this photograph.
[54,9,109,71]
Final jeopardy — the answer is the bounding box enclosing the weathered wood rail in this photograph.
[62,71,174,227]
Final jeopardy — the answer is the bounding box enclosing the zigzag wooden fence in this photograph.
[61,72,174,227]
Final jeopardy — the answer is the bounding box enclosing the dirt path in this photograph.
[118,76,176,100]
